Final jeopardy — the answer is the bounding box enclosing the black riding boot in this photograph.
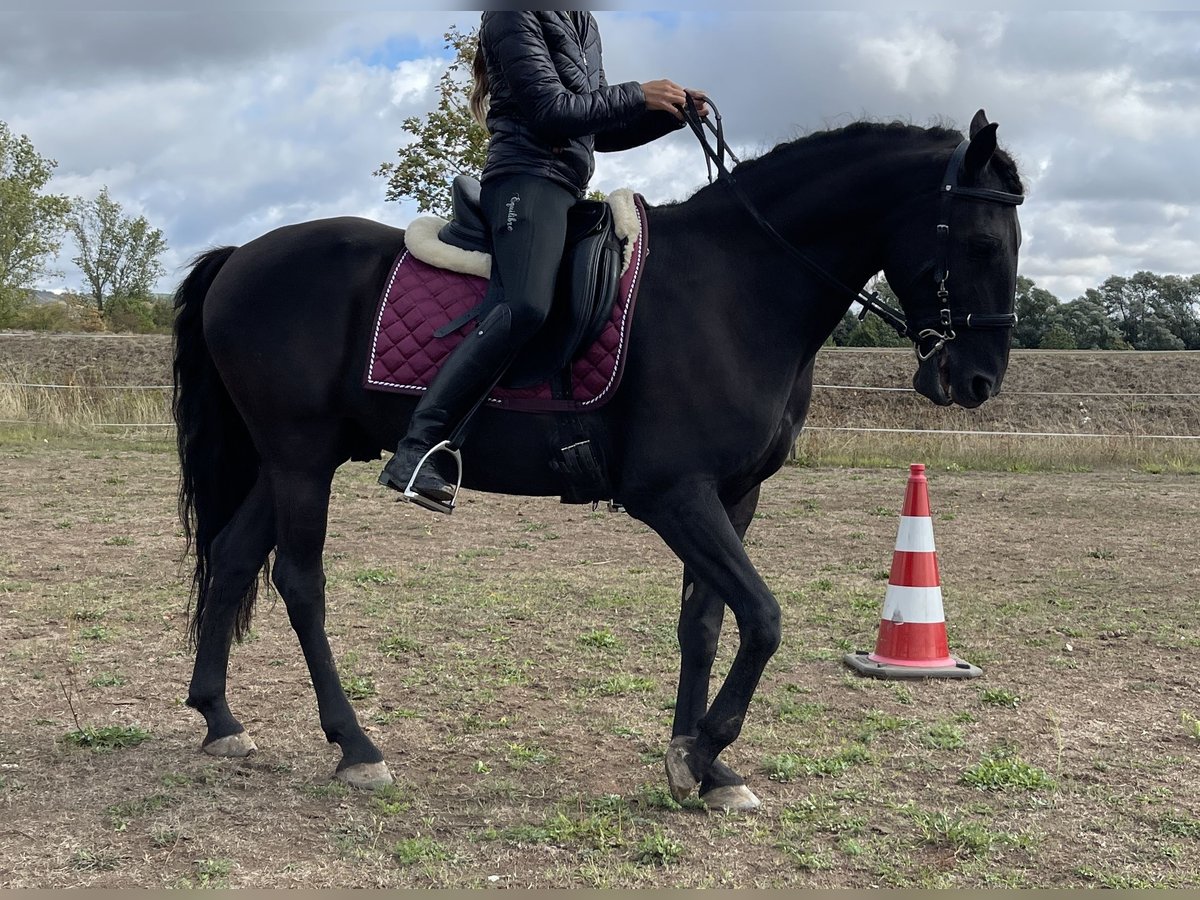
[378,305,514,510]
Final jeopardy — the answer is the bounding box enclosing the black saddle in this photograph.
[435,175,623,390]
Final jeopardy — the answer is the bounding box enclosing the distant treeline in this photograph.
[6,291,174,334]
[829,271,1200,350]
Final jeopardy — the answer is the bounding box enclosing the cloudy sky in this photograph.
[2,7,1197,300]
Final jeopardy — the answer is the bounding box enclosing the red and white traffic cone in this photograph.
[844,464,981,679]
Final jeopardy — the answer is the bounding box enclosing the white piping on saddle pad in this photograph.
[403,188,641,280]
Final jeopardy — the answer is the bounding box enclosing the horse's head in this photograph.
[882,110,1023,408]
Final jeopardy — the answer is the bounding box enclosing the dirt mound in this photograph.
[2,334,1197,438]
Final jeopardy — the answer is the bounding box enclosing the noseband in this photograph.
[681,99,1024,361]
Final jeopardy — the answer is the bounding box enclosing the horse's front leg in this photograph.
[667,485,762,808]
[627,484,781,812]
[268,463,392,789]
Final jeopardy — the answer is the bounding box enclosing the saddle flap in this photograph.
[501,203,622,389]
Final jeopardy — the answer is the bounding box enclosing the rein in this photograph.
[680,97,1023,360]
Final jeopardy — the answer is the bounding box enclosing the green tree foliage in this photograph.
[1059,291,1128,350]
[842,280,909,347]
[1012,276,1064,349]
[1038,323,1077,350]
[0,122,71,325]
[1096,271,1199,350]
[67,186,167,315]
[376,26,489,218]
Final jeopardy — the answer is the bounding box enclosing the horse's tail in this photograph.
[172,246,264,647]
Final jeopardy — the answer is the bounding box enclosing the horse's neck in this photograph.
[678,135,930,351]
[735,135,929,267]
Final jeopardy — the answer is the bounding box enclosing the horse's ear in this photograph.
[968,109,990,139]
[963,121,999,181]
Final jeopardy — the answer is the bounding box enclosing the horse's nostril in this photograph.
[971,375,994,401]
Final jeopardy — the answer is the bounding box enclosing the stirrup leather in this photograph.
[401,440,463,515]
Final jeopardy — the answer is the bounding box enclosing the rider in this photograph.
[379,10,707,510]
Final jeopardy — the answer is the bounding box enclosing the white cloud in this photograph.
[855,25,960,96]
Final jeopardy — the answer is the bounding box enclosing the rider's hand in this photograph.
[641,79,689,119]
[685,89,710,118]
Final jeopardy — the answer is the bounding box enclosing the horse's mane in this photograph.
[728,119,1025,195]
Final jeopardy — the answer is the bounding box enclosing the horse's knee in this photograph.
[742,602,782,656]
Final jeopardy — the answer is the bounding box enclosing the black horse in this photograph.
[173,111,1023,811]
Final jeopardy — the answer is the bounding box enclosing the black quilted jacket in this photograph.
[479,11,684,194]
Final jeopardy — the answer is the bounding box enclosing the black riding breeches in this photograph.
[479,172,577,343]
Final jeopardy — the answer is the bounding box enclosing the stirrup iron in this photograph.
[402,440,463,515]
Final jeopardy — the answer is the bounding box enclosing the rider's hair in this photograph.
[469,36,489,128]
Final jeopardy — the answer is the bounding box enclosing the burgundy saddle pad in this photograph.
[364,194,648,413]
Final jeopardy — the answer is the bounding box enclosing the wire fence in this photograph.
[3,373,1199,438]
[3,379,1199,399]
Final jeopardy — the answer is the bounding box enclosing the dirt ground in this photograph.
[1,441,1198,888]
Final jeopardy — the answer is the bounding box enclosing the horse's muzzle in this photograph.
[913,350,953,407]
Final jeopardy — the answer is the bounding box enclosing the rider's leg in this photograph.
[379,173,576,504]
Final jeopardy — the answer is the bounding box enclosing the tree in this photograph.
[376,26,489,219]
[1147,273,1200,349]
[0,122,71,325]
[1096,271,1199,350]
[844,279,909,347]
[1038,323,1077,350]
[1012,276,1064,349]
[1059,291,1128,350]
[67,187,167,314]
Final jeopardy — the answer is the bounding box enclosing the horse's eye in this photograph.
[967,235,1002,259]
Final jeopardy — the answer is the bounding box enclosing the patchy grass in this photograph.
[3,425,1200,888]
[763,745,872,782]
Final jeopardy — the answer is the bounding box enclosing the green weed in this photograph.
[194,857,233,887]
[392,836,451,866]
[353,567,396,585]
[633,828,684,866]
[370,784,412,817]
[379,633,420,657]
[578,628,620,650]
[922,722,966,750]
[979,687,1020,708]
[961,749,1054,792]
[63,724,151,752]
[341,675,376,701]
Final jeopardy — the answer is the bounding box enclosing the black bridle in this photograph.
[681,97,1024,361]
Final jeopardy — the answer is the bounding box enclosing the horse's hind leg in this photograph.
[666,485,760,806]
[267,459,392,789]
[186,471,275,757]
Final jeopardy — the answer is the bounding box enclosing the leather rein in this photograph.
[680,97,1024,361]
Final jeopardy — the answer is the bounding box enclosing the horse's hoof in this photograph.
[202,731,257,758]
[701,784,761,813]
[336,761,394,790]
[665,736,700,802]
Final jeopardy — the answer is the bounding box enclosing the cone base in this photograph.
[843,650,982,680]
